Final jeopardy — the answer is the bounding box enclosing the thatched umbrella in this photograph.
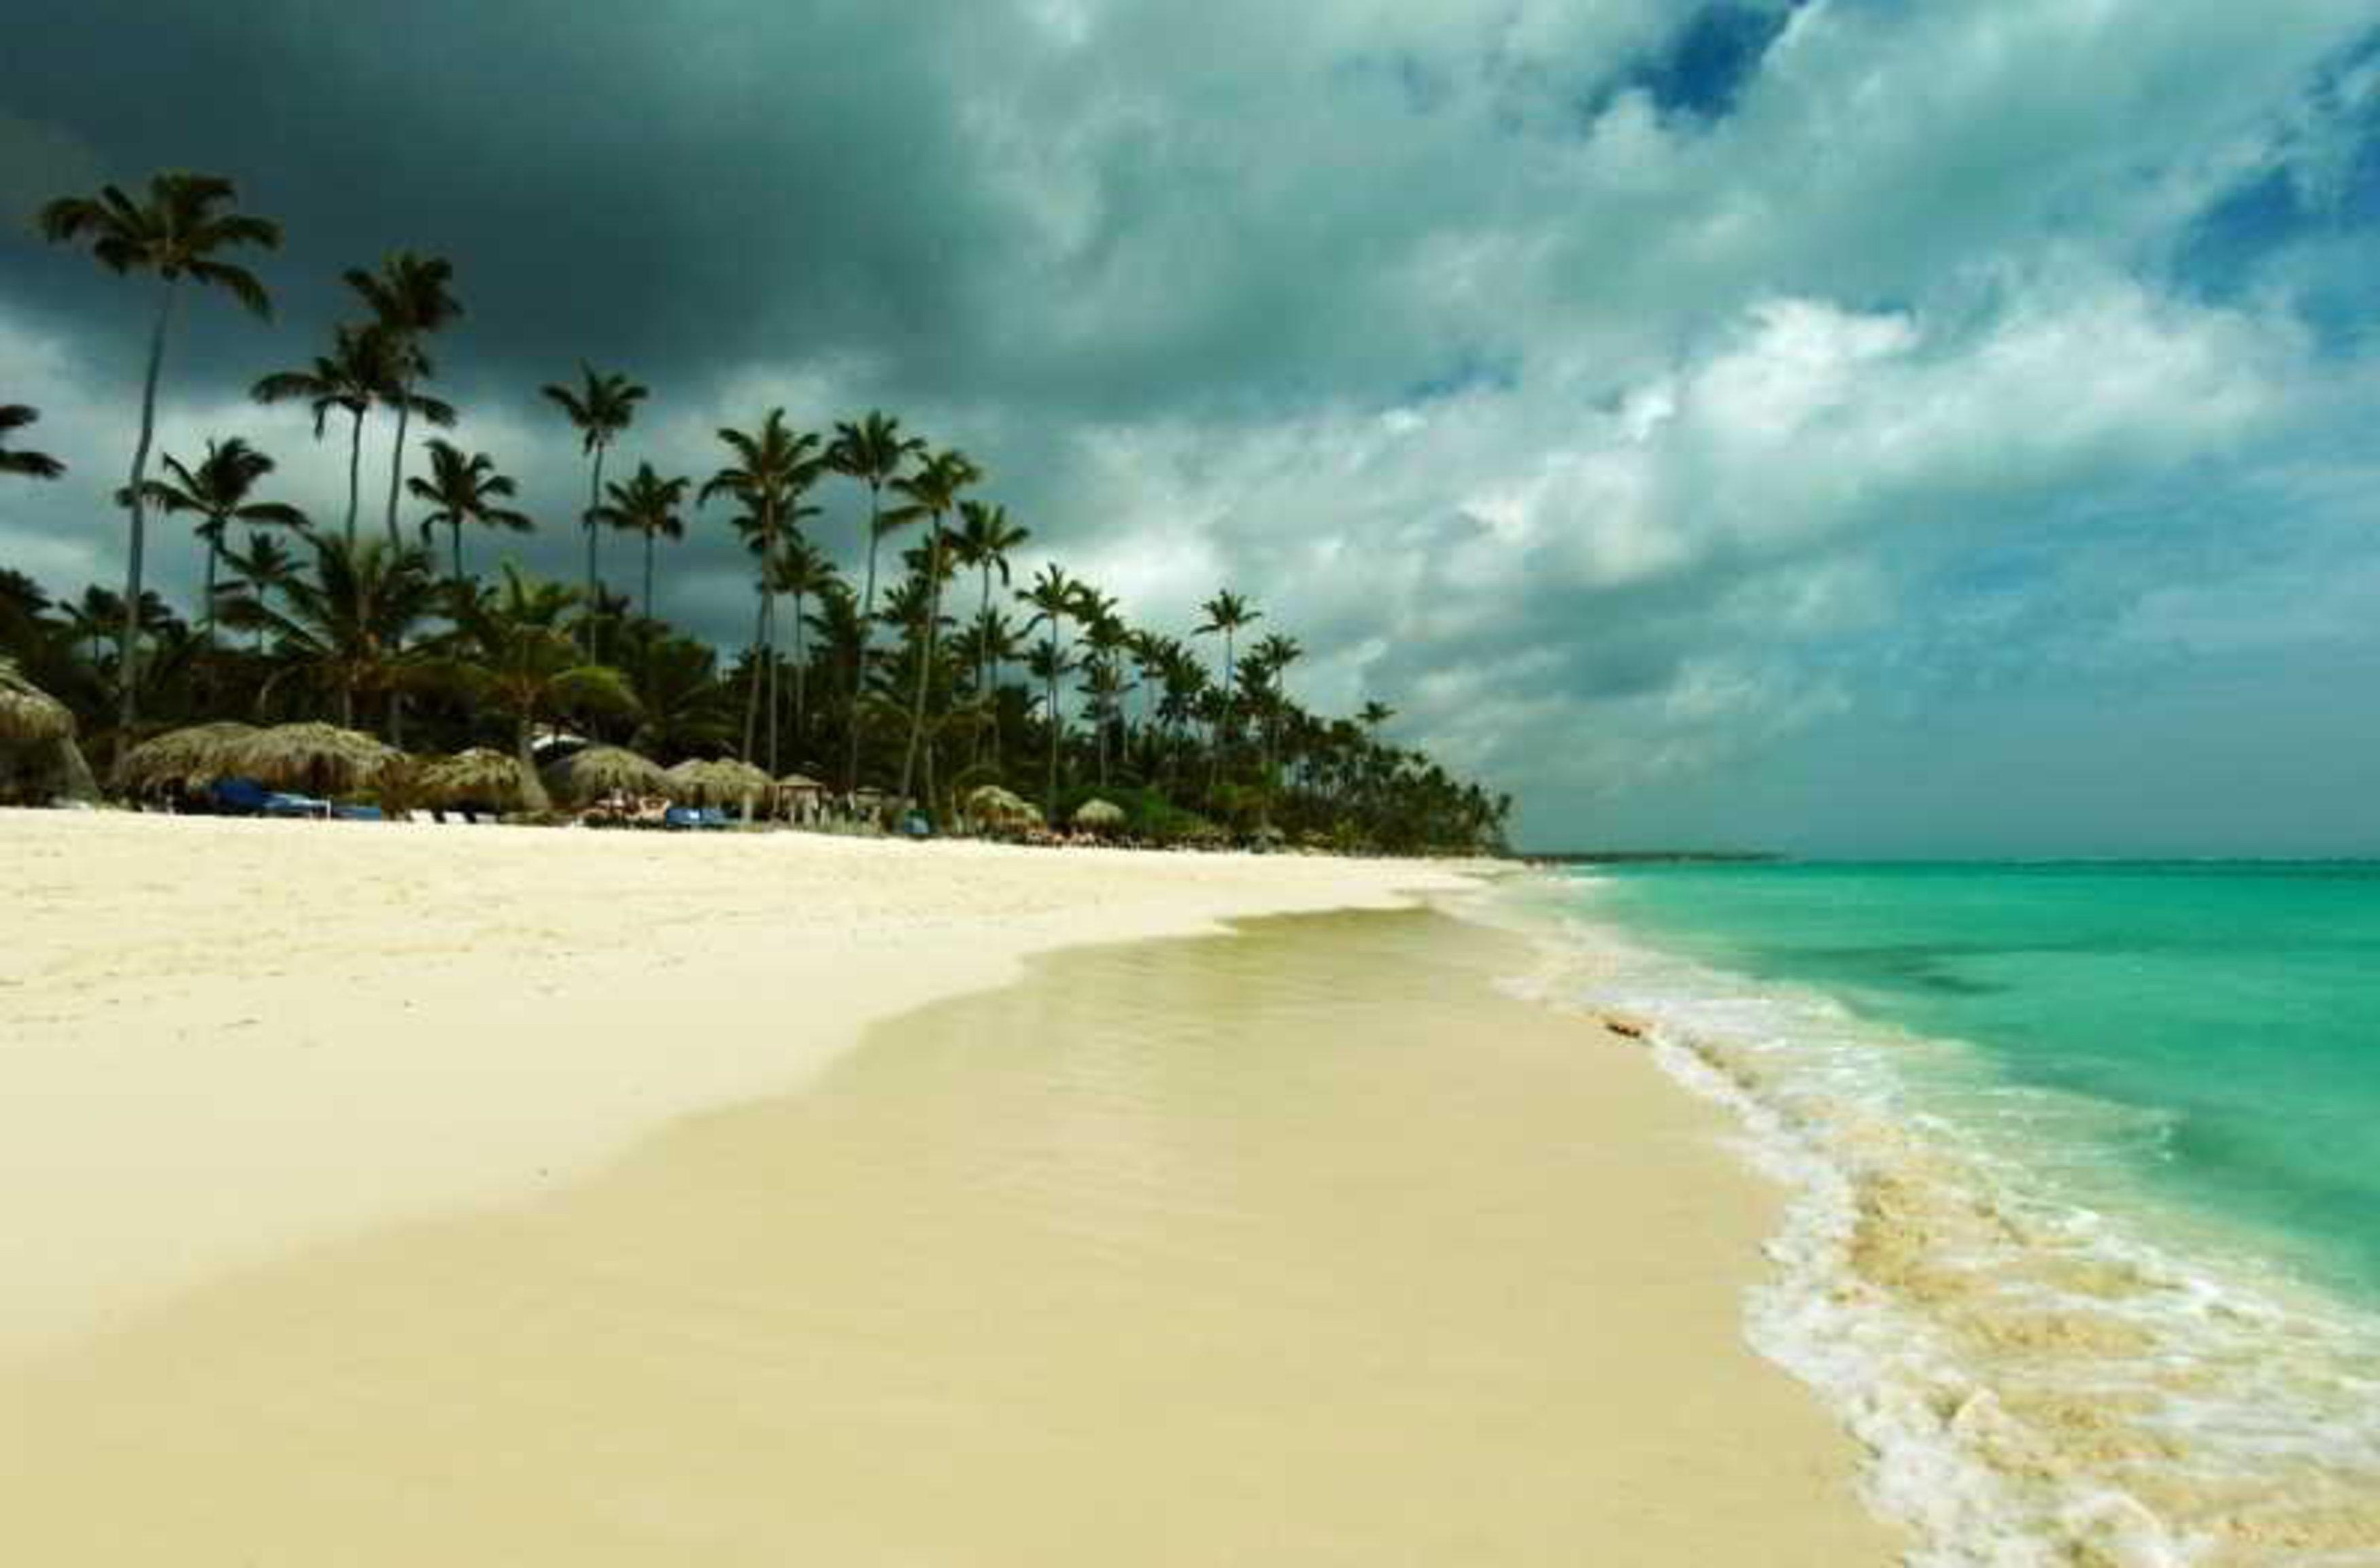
[1073,798,1127,834]
[417,748,533,811]
[964,783,1042,830]
[541,743,668,807]
[112,721,262,793]
[229,722,402,798]
[666,757,772,811]
[0,660,97,805]
[0,660,73,747]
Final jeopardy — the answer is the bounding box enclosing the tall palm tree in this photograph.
[439,567,638,813]
[139,437,309,640]
[252,324,454,546]
[949,499,1029,708]
[1245,632,1304,828]
[702,409,820,774]
[405,439,532,584]
[588,462,689,625]
[888,447,981,812]
[541,364,648,648]
[218,532,301,653]
[1195,588,1261,783]
[40,171,281,732]
[1023,636,1078,823]
[768,532,839,763]
[1018,564,1081,821]
[827,411,925,791]
[345,252,462,547]
[220,534,440,731]
[0,405,65,479]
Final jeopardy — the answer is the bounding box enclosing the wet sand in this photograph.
[0,810,1478,1354]
[0,906,1893,1565]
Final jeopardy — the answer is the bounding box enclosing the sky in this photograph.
[2,0,2377,856]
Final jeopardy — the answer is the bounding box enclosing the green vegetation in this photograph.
[3,169,1512,854]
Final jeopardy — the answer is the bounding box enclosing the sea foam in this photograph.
[1468,877,2380,1567]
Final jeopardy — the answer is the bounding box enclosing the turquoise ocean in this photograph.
[1501,862,2380,1566]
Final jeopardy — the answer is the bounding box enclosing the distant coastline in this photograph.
[1524,849,1786,865]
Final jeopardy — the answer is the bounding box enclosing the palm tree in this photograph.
[252,324,454,546]
[1195,588,1261,783]
[406,439,532,583]
[1018,564,1081,820]
[887,447,982,813]
[702,410,821,774]
[1358,699,1396,732]
[60,586,120,666]
[827,411,925,791]
[439,567,639,812]
[218,532,301,653]
[1023,636,1078,822]
[1245,632,1304,828]
[768,533,839,762]
[949,500,1029,709]
[541,364,648,648]
[0,405,65,479]
[139,437,309,640]
[345,252,462,548]
[221,534,440,730]
[589,462,689,625]
[40,171,281,732]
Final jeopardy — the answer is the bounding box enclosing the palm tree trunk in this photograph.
[897,513,945,808]
[1045,675,1061,824]
[741,591,766,763]
[452,520,464,585]
[766,587,781,777]
[345,406,365,547]
[792,590,808,763]
[972,566,995,769]
[201,534,220,644]
[118,278,179,737]
[583,445,605,657]
[642,530,656,624]
[1208,635,1235,793]
[384,376,413,548]
[846,482,881,794]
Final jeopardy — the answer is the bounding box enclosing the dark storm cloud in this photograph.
[6,0,2380,851]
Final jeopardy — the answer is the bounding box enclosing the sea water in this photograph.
[1499,862,2380,1567]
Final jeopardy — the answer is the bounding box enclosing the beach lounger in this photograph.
[209,777,273,816]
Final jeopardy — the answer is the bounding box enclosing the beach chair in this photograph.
[209,777,273,816]
[262,791,333,820]
[333,804,386,822]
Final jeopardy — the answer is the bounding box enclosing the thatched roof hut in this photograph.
[666,757,772,807]
[0,660,73,747]
[113,721,262,793]
[1073,798,1127,832]
[964,784,1042,830]
[229,723,401,797]
[0,661,96,805]
[541,744,668,806]
[417,748,534,811]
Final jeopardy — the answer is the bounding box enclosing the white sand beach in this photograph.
[0,811,1893,1563]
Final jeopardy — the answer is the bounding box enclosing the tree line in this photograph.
[1,171,1512,851]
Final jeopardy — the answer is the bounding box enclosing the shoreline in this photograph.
[1,873,1897,1565]
[0,808,1486,1358]
[1517,872,2380,1564]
